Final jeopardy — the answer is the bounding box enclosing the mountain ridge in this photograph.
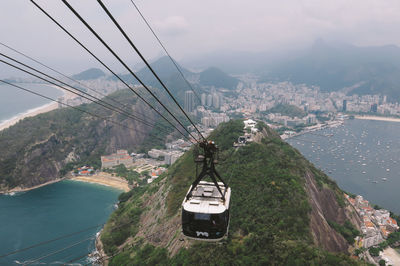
[99,120,365,265]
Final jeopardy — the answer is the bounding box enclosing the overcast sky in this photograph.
[1,0,400,76]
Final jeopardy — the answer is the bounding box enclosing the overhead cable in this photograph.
[129,0,201,103]
[0,41,155,121]
[0,58,193,142]
[30,0,197,143]
[0,80,172,143]
[61,0,199,142]
[97,0,205,141]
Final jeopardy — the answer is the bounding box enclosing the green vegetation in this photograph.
[101,186,146,254]
[267,103,307,118]
[0,88,174,191]
[104,164,144,186]
[369,246,382,257]
[328,220,360,244]
[102,120,364,265]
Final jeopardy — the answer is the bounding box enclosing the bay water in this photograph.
[287,119,400,215]
[0,180,121,265]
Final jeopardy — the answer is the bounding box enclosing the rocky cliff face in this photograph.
[0,90,166,192]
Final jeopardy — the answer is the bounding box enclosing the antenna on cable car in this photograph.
[181,140,231,240]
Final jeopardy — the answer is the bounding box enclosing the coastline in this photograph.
[354,115,400,123]
[0,177,66,195]
[0,101,59,132]
[0,83,76,132]
[69,172,130,192]
[1,172,130,195]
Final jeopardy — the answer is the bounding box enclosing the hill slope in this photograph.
[72,68,106,80]
[0,89,180,192]
[100,120,364,265]
[199,67,239,89]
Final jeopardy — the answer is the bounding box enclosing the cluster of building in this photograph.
[202,81,400,132]
[76,166,95,176]
[58,79,127,107]
[345,194,399,248]
[147,139,191,165]
[101,150,134,169]
[148,167,167,184]
[266,113,317,127]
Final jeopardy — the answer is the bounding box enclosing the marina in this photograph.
[288,119,400,214]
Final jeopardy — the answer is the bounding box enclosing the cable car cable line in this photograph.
[0,41,157,122]
[0,221,102,259]
[0,58,193,142]
[96,0,205,142]
[57,0,200,143]
[1,205,162,261]
[0,53,159,129]
[0,80,171,143]
[79,224,178,265]
[30,0,197,144]
[129,0,202,104]
[0,52,185,138]
[23,236,95,266]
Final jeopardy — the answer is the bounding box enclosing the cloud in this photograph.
[154,16,189,36]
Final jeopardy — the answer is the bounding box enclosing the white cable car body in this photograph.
[182,181,231,240]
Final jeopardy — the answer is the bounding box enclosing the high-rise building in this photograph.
[371,103,378,113]
[342,100,347,111]
[184,91,194,113]
[212,93,220,109]
[206,94,213,107]
[201,93,207,106]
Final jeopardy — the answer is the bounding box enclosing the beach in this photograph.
[70,172,130,192]
[355,115,400,123]
[382,247,400,265]
[0,84,77,132]
[0,177,66,195]
[0,101,59,131]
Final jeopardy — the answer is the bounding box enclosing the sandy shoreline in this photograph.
[70,172,130,192]
[382,247,400,265]
[0,101,59,132]
[0,177,66,195]
[355,115,400,123]
[0,84,77,132]
[1,172,130,194]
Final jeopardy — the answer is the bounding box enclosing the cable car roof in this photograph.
[183,181,231,214]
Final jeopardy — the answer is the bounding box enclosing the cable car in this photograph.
[181,140,231,240]
[182,181,231,240]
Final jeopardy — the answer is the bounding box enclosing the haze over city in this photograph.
[2,0,400,76]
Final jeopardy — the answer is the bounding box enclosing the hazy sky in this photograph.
[1,0,400,76]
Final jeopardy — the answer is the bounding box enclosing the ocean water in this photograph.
[0,180,121,265]
[287,119,400,214]
[0,83,62,122]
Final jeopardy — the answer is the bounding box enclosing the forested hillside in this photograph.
[0,89,181,192]
[100,120,365,265]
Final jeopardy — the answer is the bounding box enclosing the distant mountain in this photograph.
[263,40,400,102]
[182,50,297,75]
[199,67,239,89]
[72,68,105,80]
[115,57,238,105]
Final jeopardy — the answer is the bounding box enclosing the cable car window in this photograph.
[194,213,211,221]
